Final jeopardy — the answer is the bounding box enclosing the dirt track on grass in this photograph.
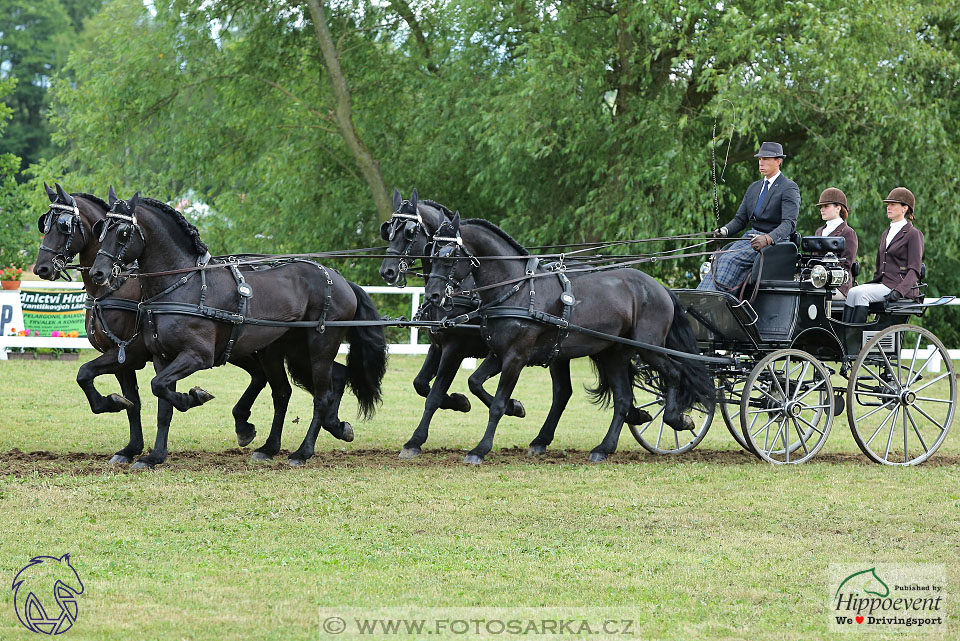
[1,446,954,477]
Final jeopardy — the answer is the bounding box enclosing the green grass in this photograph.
[0,354,958,640]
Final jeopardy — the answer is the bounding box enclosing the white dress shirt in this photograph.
[886,219,908,248]
[820,218,843,236]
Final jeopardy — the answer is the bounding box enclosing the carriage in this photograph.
[628,235,956,465]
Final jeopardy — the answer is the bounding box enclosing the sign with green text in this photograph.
[20,287,87,337]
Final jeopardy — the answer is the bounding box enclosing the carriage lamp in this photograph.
[699,261,712,281]
[809,264,829,288]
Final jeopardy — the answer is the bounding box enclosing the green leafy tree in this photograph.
[0,77,31,269]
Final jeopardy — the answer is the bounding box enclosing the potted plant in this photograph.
[1,266,23,290]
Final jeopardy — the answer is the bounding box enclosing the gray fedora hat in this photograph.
[754,141,786,158]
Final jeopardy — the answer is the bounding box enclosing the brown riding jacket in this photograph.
[814,220,859,296]
[870,222,924,300]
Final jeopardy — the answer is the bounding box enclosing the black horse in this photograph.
[425,214,714,463]
[33,183,297,464]
[88,191,387,467]
[379,189,537,458]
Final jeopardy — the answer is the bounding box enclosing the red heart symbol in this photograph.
[856,616,864,624]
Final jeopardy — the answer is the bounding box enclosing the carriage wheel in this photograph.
[847,324,955,466]
[629,375,714,454]
[740,349,834,464]
[717,376,754,453]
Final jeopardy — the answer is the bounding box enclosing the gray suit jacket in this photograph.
[723,173,801,243]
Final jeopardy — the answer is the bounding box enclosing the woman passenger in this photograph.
[842,188,923,324]
[814,188,858,300]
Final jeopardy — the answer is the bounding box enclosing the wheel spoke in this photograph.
[633,404,665,437]
[795,413,826,436]
[792,418,810,456]
[859,363,897,392]
[864,404,899,447]
[793,377,824,403]
[904,348,942,386]
[752,413,779,441]
[764,419,786,457]
[910,403,947,433]
[904,407,930,452]
[882,406,900,461]
[906,332,922,384]
[747,407,782,415]
[878,347,901,388]
[910,371,951,393]
[915,396,953,404]
[791,361,810,401]
[903,404,909,463]
[855,399,896,423]
[784,355,791,398]
[767,363,787,399]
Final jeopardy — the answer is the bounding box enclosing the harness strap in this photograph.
[85,294,141,363]
[216,261,251,366]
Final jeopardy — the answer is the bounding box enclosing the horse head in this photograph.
[34,182,92,281]
[425,211,476,308]
[89,188,143,286]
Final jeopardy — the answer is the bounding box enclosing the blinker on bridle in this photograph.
[96,206,144,281]
[428,229,480,308]
[381,202,426,286]
[37,201,86,280]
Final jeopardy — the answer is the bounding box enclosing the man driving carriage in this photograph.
[698,141,800,292]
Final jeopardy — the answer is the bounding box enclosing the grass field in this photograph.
[0,353,957,640]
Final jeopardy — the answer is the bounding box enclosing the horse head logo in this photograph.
[835,567,890,599]
[12,554,84,635]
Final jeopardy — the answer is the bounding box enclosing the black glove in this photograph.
[884,290,903,303]
[712,227,728,239]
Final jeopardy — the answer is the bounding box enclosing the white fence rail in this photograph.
[0,282,430,358]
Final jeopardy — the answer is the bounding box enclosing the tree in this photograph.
[0,77,31,269]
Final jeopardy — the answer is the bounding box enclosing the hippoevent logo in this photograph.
[829,564,946,633]
[12,554,84,635]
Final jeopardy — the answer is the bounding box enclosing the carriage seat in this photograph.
[867,264,927,312]
[741,241,799,295]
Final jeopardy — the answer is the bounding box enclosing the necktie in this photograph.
[753,180,770,215]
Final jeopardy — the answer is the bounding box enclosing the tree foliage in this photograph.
[34,0,960,337]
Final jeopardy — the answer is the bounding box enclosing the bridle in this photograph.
[427,227,480,309]
[380,202,425,287]
[95,204,145,282]
[37,202,87,281]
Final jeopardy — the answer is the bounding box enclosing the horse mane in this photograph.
[463,218,529,256]
[71,193,109,211]
[141,197,209,256]
[421,199,453,218]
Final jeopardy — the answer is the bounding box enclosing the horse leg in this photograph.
[109,368,144,464]
[230,355,266,447]
[465,354,525,465]
[288,345,339,466]
[76,350,137,413]
[413,343,440,398]
[319,362,352,438]
[467,353,526,418]
[661,385,696,432]
[132,353,214,469]
[528,359,572,456]
[250,349,293,461]
[399,343,470,459]
[589,353,634,463]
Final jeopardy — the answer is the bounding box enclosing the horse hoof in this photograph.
[527,444,547,457]
[337,422,354,443]
[588,451,607,463]
[287,457,306,468]
[463,454,483,465]
[678,415,696,431]
[130,460,155,470]
[237,428,257,448]
[398,447,421,460]
[450,393,471,413]
[108,393,135,410]
[509,400,526,419]
[189,386,215,405]
[250,451,273,462]
[109,454,133,465]
[626,407,653,425]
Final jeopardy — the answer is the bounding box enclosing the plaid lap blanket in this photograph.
[697,237,759,293]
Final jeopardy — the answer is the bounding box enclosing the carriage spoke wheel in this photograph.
[847,324,955,466]
[629,375,714,454]
[740,349,834,464]
[718,376,753,453]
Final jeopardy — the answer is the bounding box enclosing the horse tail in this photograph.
[662,290,715,411]
[345,281,388,420]
[282,331,314,392]
[585,356,613,408]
